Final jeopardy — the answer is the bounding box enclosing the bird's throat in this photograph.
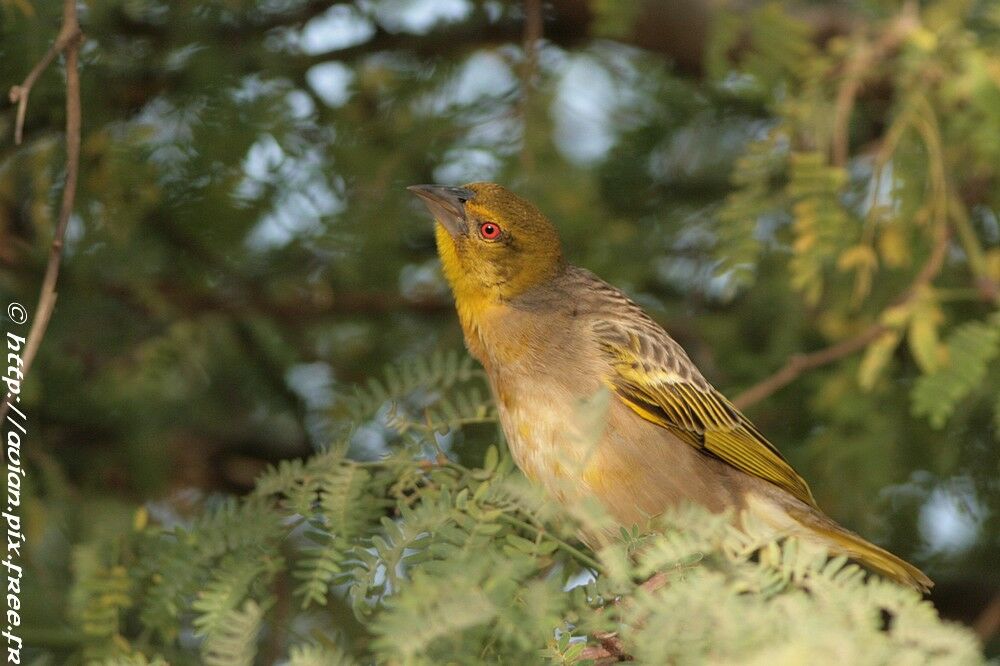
[435,223,495,362]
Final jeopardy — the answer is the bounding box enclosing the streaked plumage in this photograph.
[409,182,932,591]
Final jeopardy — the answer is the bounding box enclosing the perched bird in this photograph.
[409,181,932,591]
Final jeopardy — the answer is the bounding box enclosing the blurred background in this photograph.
[1,0,998,656]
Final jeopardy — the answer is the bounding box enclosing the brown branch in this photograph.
[733,223,950,410]
[732,324,888,410]
[0,0,82,423]
[580,632,630,663]
[105,280,453,321]
[577,572,671,662]
[519,0,543,171]
[8,5,83,145]
[830,4,918,166]
[973,591,1000,642]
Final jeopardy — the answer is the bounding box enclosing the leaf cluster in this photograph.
[49,358,983,665]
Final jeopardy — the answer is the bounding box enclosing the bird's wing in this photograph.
[592,316,817,508]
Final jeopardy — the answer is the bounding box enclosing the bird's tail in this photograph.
[788,506,933,592]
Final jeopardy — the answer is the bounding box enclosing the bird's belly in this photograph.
[494,379,746,525]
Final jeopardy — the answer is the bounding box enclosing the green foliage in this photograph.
[343,349,489,428]
[704,0,1000,455]
[287,643,358,666]
[201,600,265,666]
[715,128,789,288]
[70,546,133,662]
[192,556,282,640]
[289,458,388,608]
[786,151,856,305]
[912,315,1000,428]
[708,3,818,98]
[5,0,1000,661]
[132,495,285,641]
[96,656,170,666]
[41,356,982,664]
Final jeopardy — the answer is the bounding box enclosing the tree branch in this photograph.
[104,280,452,321]
[293,17,520,68]
[8,4,83,145]
[519,0,543,172]
[1,0,83,423]
[578,573,670,662]
[830,4,918,166]
[732,324,887,410]
[579,632,629,664]
[973,591,1000,642]
[732,223,950,410]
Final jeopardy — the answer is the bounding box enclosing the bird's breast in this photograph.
[468,300,613,501]
[490,369,608,503]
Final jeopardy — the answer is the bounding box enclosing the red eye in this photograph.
[479,221,501,240]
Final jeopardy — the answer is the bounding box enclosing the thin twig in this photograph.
[580,632,630,663]
[732,325,887,410]
[8,5,83,145]
[577,573,669,662]
[497,513,603,571]
[518,0,543,171]
[830,5,918,166]
[948,195,999,304]
[0,0,83,423]
[733,223,950,410]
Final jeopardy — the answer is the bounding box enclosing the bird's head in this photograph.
[408,182,564,306]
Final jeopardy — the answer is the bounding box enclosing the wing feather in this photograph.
[595,319,817,508]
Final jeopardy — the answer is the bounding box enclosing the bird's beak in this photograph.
[407,184,473,238]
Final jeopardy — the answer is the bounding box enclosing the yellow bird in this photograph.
[409,181,932,591]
